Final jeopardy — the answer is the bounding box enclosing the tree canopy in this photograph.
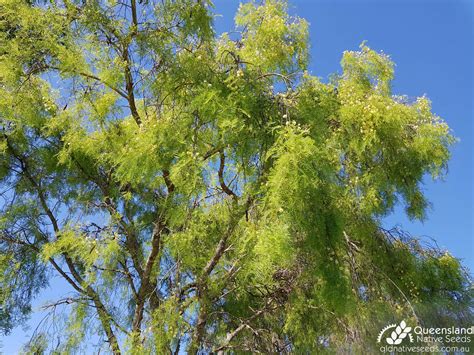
[0,0,471,353]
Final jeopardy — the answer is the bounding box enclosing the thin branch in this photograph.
[214,303,275,353]
[48,66,128,99]
[118,261,139,299]
[218,151,238,200]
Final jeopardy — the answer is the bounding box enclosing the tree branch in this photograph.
[218,151,238,200]
[48,65,128,99]
[132,220,164,334]
[122,46,142,126]
[162,169,175,194]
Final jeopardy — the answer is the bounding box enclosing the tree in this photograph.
[0,0,471,353]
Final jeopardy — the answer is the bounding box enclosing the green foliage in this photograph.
[236,0,309,73]
[0,246,47,335]
[0,0,470,353]
[150,296,183,354]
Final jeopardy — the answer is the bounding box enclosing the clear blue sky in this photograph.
[2,0,473,353]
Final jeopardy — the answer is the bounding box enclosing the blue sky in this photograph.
[2,0,473,353]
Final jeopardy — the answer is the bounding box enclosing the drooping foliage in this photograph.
[0,0,471,353]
